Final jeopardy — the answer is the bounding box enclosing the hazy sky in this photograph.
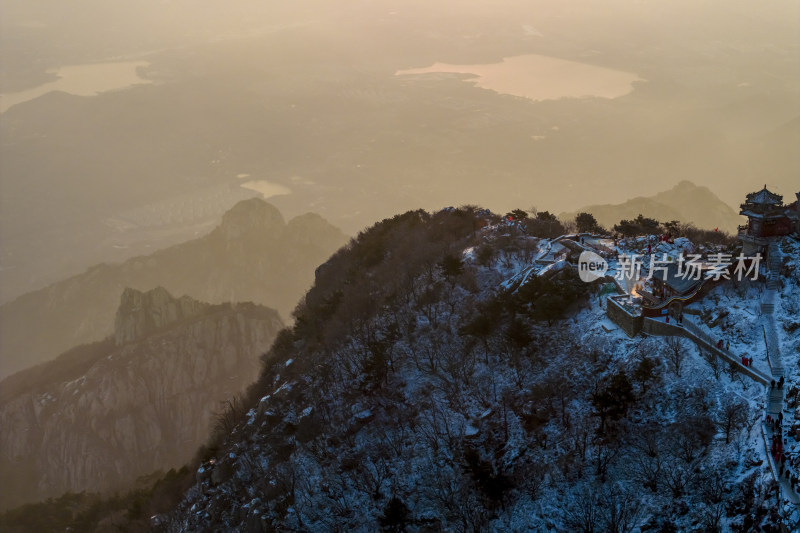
[0,0,798,299]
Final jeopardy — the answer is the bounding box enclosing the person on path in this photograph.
[726,340,730,351]
[772,379,776,389]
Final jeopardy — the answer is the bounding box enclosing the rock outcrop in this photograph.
[0,287,283,510]
[114,286,210,345]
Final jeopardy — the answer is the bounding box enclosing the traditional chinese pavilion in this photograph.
[738,186,798,255]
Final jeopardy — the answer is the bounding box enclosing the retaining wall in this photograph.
[606,297,643,337]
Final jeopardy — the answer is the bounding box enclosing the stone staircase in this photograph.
[758,240,798,506]
[767,387,784,417]
[767,241,782,290]
[762,319,784,375]
[761,242,781,313]
[761,242,783,376]
[760,293,776,315]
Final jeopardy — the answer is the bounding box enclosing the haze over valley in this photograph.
[1,0,798,301]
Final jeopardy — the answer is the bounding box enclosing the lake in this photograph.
[240,180,292,199]
[0,61,152,113]
[396,54,643,101]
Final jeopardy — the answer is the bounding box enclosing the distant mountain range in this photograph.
[0,199,347,379]
[0,287,283,510]
[559,180,743,233]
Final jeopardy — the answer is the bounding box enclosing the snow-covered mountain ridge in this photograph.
[158,207,800,532]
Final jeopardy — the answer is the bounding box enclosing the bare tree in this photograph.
[593,437,621,482]
[628,453,662,493]
[662,461,690,498]
[716,395,748,444]
[699,502,725,532]
[663,336,687,377]
[562,486,600,533]
[668,415,715,464]
[355,453,392,500]
[700,347,722,380]
[697,470,726,505]
[437,340,477,410]
[416,282,443,328]
[568,412,592,463]
[426,457,489,532]
[516,452,548,502]
[601,483,644,533]
[562,482,643,533]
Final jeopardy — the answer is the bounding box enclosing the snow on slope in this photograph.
[159,212,799,532]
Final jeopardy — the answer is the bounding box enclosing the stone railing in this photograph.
[643,317,769,385]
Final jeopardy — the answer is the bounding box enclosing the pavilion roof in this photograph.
[740,209,787,219]
[745,185,782,206]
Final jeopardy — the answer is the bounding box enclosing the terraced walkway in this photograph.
[642,315,770,384]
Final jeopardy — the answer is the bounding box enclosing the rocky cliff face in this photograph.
[0,198,347,379]
[114,287,211,345]
[0,287,283,510]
